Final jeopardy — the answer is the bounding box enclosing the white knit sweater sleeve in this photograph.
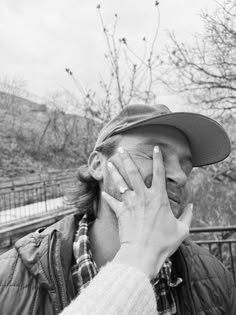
[60,262,157,315]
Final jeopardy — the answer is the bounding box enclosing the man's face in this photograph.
[102,125,193,217]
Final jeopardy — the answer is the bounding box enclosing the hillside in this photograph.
[0,92,235,228]
[0,92,100,179]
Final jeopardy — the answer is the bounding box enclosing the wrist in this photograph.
[113,244,166,279]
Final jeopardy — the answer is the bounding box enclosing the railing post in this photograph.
[43,181,47,212]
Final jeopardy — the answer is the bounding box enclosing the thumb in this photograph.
[178,203,193,228]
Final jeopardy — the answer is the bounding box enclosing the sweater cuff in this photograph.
[80,262,157,314]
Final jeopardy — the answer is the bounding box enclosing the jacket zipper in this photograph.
[179,249,197,315]
[173,288,181,315]
[49,232,67,313]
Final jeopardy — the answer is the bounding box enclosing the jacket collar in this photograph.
[15,214,79,290]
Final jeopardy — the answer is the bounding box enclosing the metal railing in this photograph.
[0,174,235,283]
[190,226,236,283]
[0,171,76,225]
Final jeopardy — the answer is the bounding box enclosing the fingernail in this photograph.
[118,147,125,154]
[154,146,159,153]
[107,162,113,169]
[101,191,108,199]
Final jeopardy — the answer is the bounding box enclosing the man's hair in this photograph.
[66,135,122,217]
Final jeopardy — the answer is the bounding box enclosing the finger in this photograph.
[117,147,145,193]
[151,146,166,190]
[107,161,129,193]
[178,203,193,228]
[101,191,123,217]
[182,182,193,208]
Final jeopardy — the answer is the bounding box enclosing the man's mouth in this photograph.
[167,192,183,217]
[167,192,181,205]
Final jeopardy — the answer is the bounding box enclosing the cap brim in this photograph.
[113,112,231,167]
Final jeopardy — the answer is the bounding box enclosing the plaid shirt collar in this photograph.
[72,213,183,314]
[151,260,183,314]
[72,213,98,295]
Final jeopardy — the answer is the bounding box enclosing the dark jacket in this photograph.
[0,214,235,315]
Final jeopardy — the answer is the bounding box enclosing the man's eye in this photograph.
[144,155,153,160]
[130,152,153,160]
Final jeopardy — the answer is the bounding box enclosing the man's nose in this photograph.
[165,160,188,187]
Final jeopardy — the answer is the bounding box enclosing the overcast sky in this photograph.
[0,0,216,109]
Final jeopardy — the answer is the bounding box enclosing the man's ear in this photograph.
[88,151,106,181]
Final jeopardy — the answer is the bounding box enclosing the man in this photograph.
[0,104,235,314]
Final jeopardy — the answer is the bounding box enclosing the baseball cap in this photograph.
[95,104,231,167]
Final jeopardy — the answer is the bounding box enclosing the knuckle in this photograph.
[160,198,170,210]
[154,164,165,177]
[123,190,136,202]
[128,166,137,176]
[129,190,136,197]
[150,184,165,198]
